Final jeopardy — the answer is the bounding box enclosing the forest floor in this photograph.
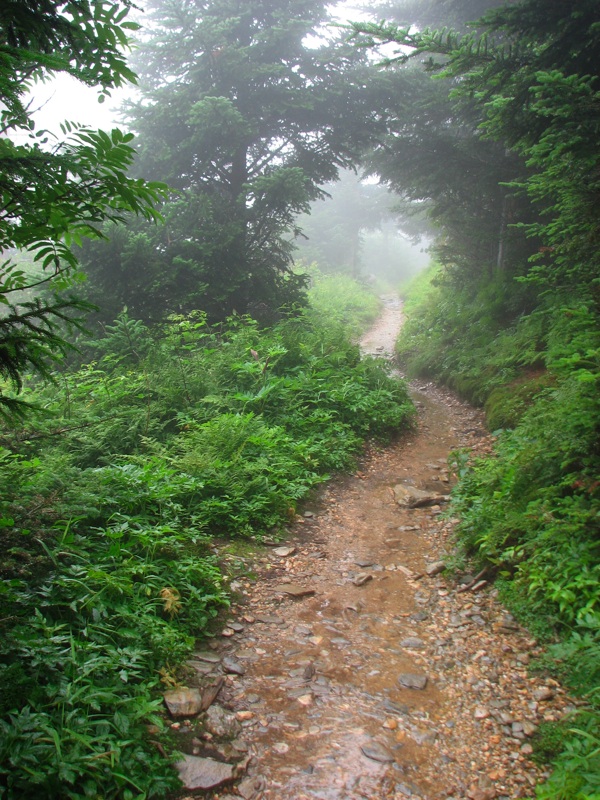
[171,296,573,800]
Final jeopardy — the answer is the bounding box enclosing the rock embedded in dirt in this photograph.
[276,583,316,598]
[393,484,447,508]
[254,613,284,625]
[176,754,234,790]
[361,741,396,763]
[355,558,375,568]
[193,651,221,664]
[201,677,225,711]
[401,637,425,649]
[273,546,296,557]
[352,572,373,586]
[222,657,246,676]
[237,776,266,800]
[163,688,203,718]
[204,705,242,738]
[398,673,428,690]
[425,561,446,577]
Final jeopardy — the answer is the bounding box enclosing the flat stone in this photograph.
[425,561,446,576]
[401,637,425,649]
[227,621,245,632]
[164,688,203,718]
[355,558,375,568]
[533,687,554,702]
[237,776,265,800]
[254,614,284,624]
[176,755,234,790]
[352,573,373,586]
[204,705,242,738]
[276,583,316,598]
[201,677,225,711]
[393,484,447,508]
[361,742,395,763]
[398,673,428,690]
[193,651,221,664]
[273,546,296,557]
[222,657,246,676]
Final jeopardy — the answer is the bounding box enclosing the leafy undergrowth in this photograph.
[399,267,600,799]
[0,287,413,798]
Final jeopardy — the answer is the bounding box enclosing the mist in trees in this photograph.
[295,169,431,284]
[79,0,398,323]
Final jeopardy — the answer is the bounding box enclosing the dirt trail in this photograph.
[173,298,572,800]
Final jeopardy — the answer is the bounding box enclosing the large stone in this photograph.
[163,688,203,718]
[176,755,234,790]
[204,704,242,738]
[393,484,447,508]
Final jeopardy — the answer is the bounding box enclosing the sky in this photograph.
[27,1,373,136]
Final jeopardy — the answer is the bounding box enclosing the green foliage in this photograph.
[373,3,600,795]
[0,1,167,419]
[79,0,393,322]
[0,305,413,797]
[304,265,382,334]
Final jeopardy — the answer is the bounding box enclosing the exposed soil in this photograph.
[171,297,573,800]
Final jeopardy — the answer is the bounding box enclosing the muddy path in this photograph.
[172,297,571,800]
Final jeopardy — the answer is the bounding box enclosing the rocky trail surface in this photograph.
[168,297,572,800]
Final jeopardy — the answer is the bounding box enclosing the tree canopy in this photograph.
[80,0,396,322]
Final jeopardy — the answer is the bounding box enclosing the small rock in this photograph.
[474,707,490,720]
[393,484,446,508]
[228,622,245,632]
[276,583,316,598]
[193,651,221,664]
[401,637,425,649]
[398,673,428,690]
[361,742,395,763]
[355,558,375,568]
[274,546,296,557]
[254,613,284,625]
[237,776,265,800]
[297,694,313,706]
[533,687,554,702]
[164,688,203,718]
[425,561,446,577]
[201,677,225,711]
[222,657,246,676]
[176,755,234,791]
[520,743,534,756]
[204,705,242,739]
[272,742,289,754]
[353,573,373,586]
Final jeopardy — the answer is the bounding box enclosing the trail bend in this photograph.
[173,296,570,800]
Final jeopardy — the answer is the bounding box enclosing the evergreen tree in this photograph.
[82,0,393,321]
